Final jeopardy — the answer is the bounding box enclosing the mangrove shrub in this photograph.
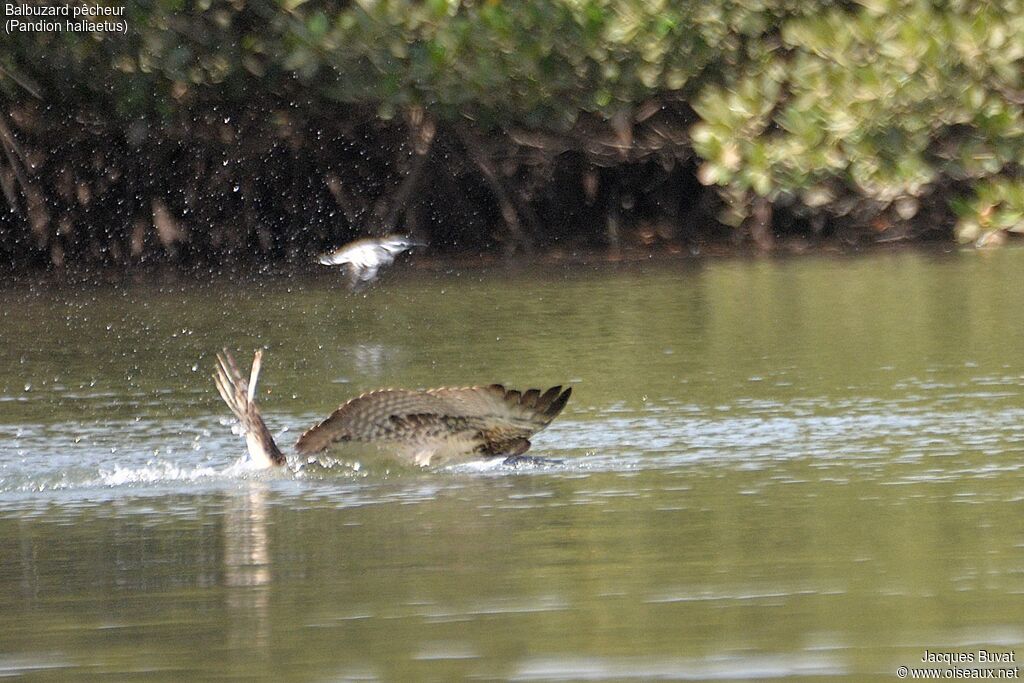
[1,0,1023,269]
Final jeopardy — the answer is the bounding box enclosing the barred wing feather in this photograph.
[294,384,571,462]
[214,350,571,468]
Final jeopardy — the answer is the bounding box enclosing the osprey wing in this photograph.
[294,383,571,459]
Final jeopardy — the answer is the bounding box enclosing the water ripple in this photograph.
[1,390,1022,504]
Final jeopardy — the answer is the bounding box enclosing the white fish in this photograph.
[317,235,424,289]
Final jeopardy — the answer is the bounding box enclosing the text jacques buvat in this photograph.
[5,4,127,34]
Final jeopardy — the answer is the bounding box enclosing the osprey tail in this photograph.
[213,349,287,468]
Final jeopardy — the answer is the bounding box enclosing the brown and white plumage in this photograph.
[295,383,572,466]
[214,350,571,468]
[213,350,286,468]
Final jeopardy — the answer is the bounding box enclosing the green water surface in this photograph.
[1,249,1022,680]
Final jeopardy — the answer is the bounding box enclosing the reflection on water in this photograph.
[509,653,847,681]
[224,485,272,653]
[1,249,1024,679]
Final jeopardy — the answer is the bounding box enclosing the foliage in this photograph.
[952,178,1024,243]
[5,0,827,123]
[691,0,1024,242]
[3,0,1024,268]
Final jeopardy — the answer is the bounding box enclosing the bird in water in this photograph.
[213,350,572,469]
[317,234,424,289]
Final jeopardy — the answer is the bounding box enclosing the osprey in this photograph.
[317,235,424,289]
[213,350,572,468]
